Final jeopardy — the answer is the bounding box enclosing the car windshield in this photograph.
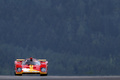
[22,60,40,65]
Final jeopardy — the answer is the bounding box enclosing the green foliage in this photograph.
[0,0,120,75]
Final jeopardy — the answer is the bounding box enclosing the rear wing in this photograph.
[16,59,25,62]
[38,59,46,62]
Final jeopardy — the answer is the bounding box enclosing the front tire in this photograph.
[40,74,47,76]
[14,72,22,76]
[15,74,22,76]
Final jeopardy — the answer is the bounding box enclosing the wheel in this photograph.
[40,74,48,76]
[16,74,22,76]
[15,74,22,76]
[14,72,22,76]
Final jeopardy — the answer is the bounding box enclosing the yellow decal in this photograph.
[38,59,46,61]
[29,65,39,72]
[16,59,25,61]
[30,65,33,69]
[29,65,33,72]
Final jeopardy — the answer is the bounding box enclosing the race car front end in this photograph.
[17,65,47,75]
[22,65,40,74]
[14,57,48,76]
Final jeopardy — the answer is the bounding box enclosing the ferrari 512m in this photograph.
[14,57,48,76]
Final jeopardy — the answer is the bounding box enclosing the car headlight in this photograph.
[41,68,46,72]
[17,68,22,72]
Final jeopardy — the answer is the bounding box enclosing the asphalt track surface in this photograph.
[0,76,120,80]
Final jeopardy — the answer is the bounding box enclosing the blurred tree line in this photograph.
[0,0,120,75]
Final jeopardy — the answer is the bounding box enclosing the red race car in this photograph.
[14,57,48,76]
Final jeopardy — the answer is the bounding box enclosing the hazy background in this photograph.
[0,0,120,75]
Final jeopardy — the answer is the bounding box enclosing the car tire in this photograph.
[15,74,22,76]
[14,72,22,76]
[40,74,48,76]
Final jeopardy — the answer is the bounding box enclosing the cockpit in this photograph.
[22,58,40,65]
